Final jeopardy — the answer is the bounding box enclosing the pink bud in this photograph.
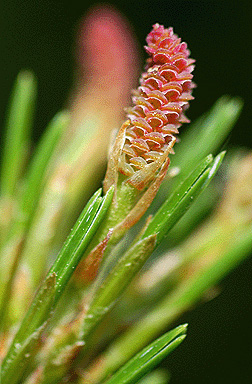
[119,23,195,180]
[72,5,140,109]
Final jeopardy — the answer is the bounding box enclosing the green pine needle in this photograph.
[143,152,225,246]
[1,187,114,384]
[0,71,37,197]
[169,96,243,183]
[105,325,187,384]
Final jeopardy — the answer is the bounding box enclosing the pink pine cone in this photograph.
[119,23,195,177]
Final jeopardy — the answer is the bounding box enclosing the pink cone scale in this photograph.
[119,23,195,178]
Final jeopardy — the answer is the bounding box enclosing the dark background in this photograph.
[0,1,251,382]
